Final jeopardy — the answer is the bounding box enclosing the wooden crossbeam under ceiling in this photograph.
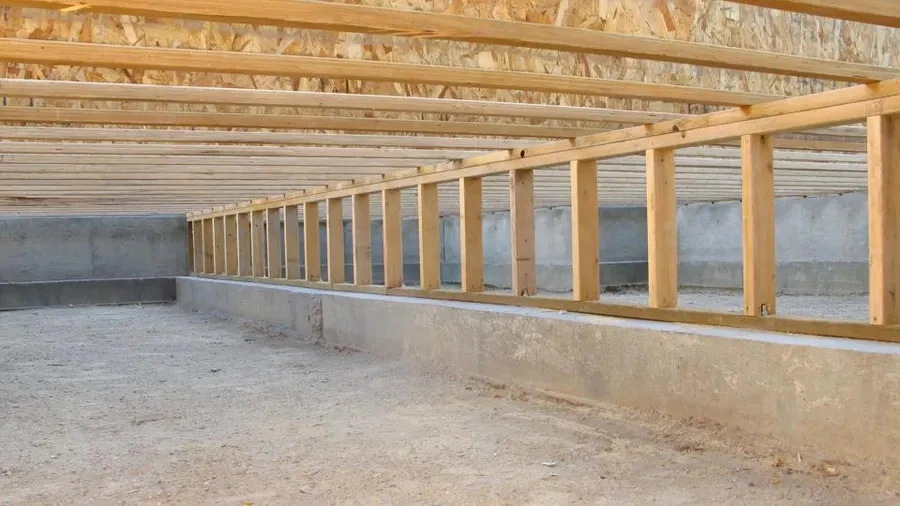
[726,0,900,28]
[0,39,777,106]
[1,0,895,82]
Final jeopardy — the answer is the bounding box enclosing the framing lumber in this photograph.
[266,207,282,278]
[283,205,301,280]
[303,202,321,282]
[646,148,677,309]
[250,210,265,277]
[382,189,403,289]
[726,0,900,28]
[460,176,484,293]
[237,213,252,277]
[224,214,238,276]
[352,194,372,286]
[0,39,777,106]
[417,183,440,290]
[326,198,344,284]
[741,134,776,317]
[570,158,599,302]
[867,114,900,325]
[509,169,536,296]
[3,0,895,82]
[201,218,213,274]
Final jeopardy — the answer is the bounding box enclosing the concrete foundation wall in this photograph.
[178,276,900,469]
[678,192,869,294]
[0,215,188,282]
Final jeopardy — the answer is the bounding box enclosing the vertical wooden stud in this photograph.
[187,221,196,273]
[237,212,252,276]
[266,207,282,278]
[460,176,484,292]
[224,214,238,275]
[213,216,226,274]
[283,205,301,280]
[327,198,345,284]
[571,158,599,301]
[868,114,900,325]
[192,220,203,273]
[250,209,265,277]
[646,148,678,308]
[741,134,776,316]
[202,218,214,274]
[418,183,440,290]
[382,188,403,288]
[304,202,321,282]
[510,169,536,296]
[352,193,373,286]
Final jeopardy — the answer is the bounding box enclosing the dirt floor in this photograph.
[1,304,897,505]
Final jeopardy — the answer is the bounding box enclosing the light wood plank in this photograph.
[202,218,214,274]
[303,202,321,282]
[417,183,440,290]
[265,207,282,278]
[867,114,900,324]
[250,210,265,277]
[382,188,403,288]
[237,212,252,276]
[224,214,238,275]
[283,205,301,280]
[460,176,484,292]
[646,148,677,308]
[186,221,196,273]
[509,169,536,296]
[571,158,599,302]
[214,216,226,274]
[727,0,900,28]
[741,134,776,316]
[327,198,345,283]
[352,193,373,286]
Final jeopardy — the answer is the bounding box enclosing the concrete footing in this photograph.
[176,276,900,468]
[1,277,176,310]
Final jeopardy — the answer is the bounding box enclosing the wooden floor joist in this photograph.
[727,0,900,29]
[2,0,896,82]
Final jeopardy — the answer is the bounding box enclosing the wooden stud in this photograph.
[237,212,252,276]
[326,198,345,284]
[266,207,282,278]
[867,114,900,325]
[418,183,440,290]
[224,214,238,275]
[460,176,484,292]
[250,210,265,277]
[382,188,403,288]
[214,216,226,274]
[571,158,600,301]
[646,148,678,308]
[303,202,321,282]
[187,221,195,273]
[283,205,301,280]
[352,193,373,286]
[202,218,214,274]
[510,169,536,296]
[741,134,776,316]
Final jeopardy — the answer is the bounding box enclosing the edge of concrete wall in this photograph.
[176,276,900,469]
[1,277,176,310]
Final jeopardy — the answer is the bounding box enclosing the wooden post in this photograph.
[224,214,238,275]
[213,216,226,274]
[266,208,282,278]
[382,188,403,288]
[510,169,536,296]
[304,202,321,282]
[202,218,214,274]
[741,134,776,316]
[283,205,301,280]
[646,148,678,308]
[326,198,345,284]
[187,221,195,273]
[418,183,440,290]
[868,114,900,325]
[250,209,265,277]
[571,158,599,301]
[192,220,203,273]
[460,176,484,292]
[237,212,252,276]
[352,193,373,285]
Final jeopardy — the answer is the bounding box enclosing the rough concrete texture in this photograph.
[7,305,897,504]
[679,192,869,294]
[0,215,188,282]
[177,277,900,471]
[0,277,176,310]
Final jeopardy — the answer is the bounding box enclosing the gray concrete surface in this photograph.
[0,215,188,282]
[679,192,869,294]
[177,276,900,471]
[0,277,176,310]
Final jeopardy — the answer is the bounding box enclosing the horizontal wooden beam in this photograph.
[2,0,895,82]
[726,0,900,28]
[0,39,777,106]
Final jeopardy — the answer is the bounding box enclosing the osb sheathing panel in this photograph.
[1,0,899,123]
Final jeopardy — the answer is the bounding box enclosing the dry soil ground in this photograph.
[1,304,897,505]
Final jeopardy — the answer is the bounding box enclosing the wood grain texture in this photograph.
[382,189,403,289]
[303,202,321,282]
[460,176,484,293]
[510,169,536,296]
[646,148,677,309]
[741,134,776,317]
[570,158,599,302]
[326,198,345,284]
[867,114,900,324]
[283,205,301,280]
[352,193,372,286]
[418,183,440,290]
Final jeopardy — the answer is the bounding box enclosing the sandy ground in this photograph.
[1,304,896,505]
